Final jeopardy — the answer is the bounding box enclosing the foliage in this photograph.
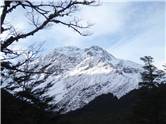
[129,56,166,124]
[139,56,164,88]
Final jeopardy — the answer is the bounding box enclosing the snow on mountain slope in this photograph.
[39,46,143,113]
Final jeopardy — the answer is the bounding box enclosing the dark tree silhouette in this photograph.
[1,44,56,111]
[1,0,96,54]
[139,56,159,88]
[1,0,96,83]
[0,0,96,111]
[130,56,166,124]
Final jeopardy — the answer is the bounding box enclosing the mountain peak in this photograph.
[89,45,105,51]
[38,46,142,113]
[85,46,106,53]
[84,46,116,63]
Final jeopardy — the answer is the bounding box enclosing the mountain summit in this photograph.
[38,46,142,113]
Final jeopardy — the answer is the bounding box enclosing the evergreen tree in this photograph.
[130,56,166,124]
[139,56,159,88]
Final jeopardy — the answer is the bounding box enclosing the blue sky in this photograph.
[2,0,165,69]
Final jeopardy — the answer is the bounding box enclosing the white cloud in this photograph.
[108,4,165,69]
[78,3,128,37]
[2,1,165,69]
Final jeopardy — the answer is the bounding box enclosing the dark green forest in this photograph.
[2,83,166,124]
[2,56,166,124]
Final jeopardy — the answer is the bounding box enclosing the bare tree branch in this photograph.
[1,0,96,52]
[51,19,93,36]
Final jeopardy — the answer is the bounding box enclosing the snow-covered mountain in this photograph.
[38,46,142,113]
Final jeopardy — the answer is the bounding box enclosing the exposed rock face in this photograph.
[38,46,142,113]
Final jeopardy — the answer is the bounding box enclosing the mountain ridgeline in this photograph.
[2,46,166,124]
[2,84,166,124]
[38,46,142,112]
[57,84,166,124]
